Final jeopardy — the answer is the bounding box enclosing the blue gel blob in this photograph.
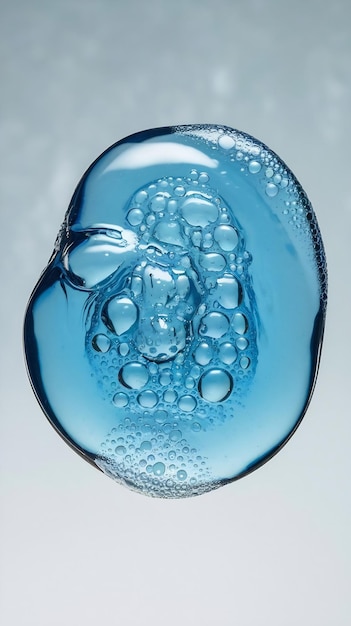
[24,125,327,498]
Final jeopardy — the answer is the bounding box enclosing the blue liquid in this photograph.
[24,125,327,498]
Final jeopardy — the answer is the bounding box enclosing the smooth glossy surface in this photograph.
[24,125,327,498]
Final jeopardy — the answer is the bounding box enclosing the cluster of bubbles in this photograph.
[77,169,257,495]
[96,420,218,498]
[178,126,328,310]
[177,125,327,305]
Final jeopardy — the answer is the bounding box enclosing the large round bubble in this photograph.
[24,125,327,498]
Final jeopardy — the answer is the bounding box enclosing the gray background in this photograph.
[1,1,350,624]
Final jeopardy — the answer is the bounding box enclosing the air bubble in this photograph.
[214,225,239,251]
[198,369,233,403]
[151,193,168,212]
[200,253,226,272]
[131,275,143,297]
[178,395,197,412]
[169,429,182,442]
[181,196,218,227]
[219,342,237,365]
[135,189,148,203]
[185,376,195,389]
[103,296,138,336]
[200,312,229,338]
[137,390,158,408]
[194,342,212,366]
[119,362,149,389]
[232,312,248,335]
[163,389,177,403]
[240,356,250,370]
[218,135,235,150]
[119,343,129,356]
[153,462,165,476]
[198,172,209,183]
[174,185,185,196]
[140,440,152,451]
[177,470,187,481]
[113,392,129,408]
[92,334,111,353]
[127,208,144,226]
[154,220,184,246]
[248,160,262,174]
[115,445,126,456]
[265,182,278,197]
[236,337,249,350]
[215,275,241,309]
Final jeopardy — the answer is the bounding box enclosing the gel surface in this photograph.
[24,125,327,498]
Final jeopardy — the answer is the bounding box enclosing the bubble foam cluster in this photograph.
[24,125,327,498]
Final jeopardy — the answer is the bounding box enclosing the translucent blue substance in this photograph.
[24,125,327,498]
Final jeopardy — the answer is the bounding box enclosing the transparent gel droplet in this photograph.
[24,124,327,499]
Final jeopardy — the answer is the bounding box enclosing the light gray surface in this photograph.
[1,1,350,624]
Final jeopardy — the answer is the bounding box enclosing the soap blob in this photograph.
[24,125,327,498]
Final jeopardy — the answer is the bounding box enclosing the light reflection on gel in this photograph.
[24,125,327,498]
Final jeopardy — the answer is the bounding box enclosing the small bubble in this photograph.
[167,199,178,214]
[153,462,165,476]
[178,395,197,412]
[215,275,241,309]
[103,296,138,336]
[169,429,182,442]
[194,342,212,366]
[240,356,250,370]
[232,312,248,335]
[191,422,201,432]
[140,440,152,451]
[198,369,233,403]
[174,185,185,196]
[190,365,201,378]
[115,445,126,456]
[119,362,149,389]
[159,371,172,386]
[113,392,129,407]
[181,196,218,227]
[236,337,249,350]
[151,193,168,212]
[265,182,278,197]
[127,208,144,226]
[219,342,237,365]
[248,160,262,174]
[218,135,235,150]
[200,312,229,339]
[214,225,238,252]
[137,390,158,408]
[185,376,195,389]
[119,343,129,356]
[200,252,226,272]
[163,389,177,403]
[177,469,187,481]
[135,190,148,203]
[155,410,168,423]
[92,334,111,353]
[198,172,209,183]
